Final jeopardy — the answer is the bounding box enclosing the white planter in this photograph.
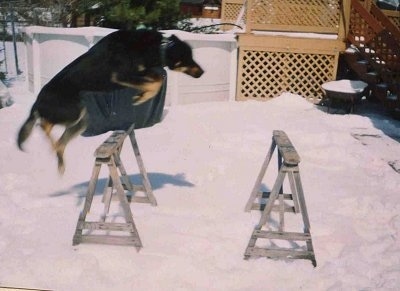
[22,26,238,105]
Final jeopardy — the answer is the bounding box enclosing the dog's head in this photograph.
[164,35,204,78]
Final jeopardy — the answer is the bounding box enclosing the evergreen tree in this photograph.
[99,0,184,30]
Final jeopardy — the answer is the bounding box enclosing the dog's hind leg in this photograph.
[40,119,57,150]
[55,109,88,174]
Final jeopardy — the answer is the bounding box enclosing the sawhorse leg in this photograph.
[128,129,157,206]
[244,139,276,212]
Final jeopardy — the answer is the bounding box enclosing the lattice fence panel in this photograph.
[221,0,245,21]
[379,8,400,30]
[247,0,341,33]
[388,15,400,28]
[237,49,337,101]
[367,30,400,71]
[221,0,246,30]
[348,0,400,85]
[348,1,380,46]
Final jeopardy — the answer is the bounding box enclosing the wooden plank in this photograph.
[94,125,134,159]
[103,155,143,250]
[122,182,146,193]
[73,161,103,246]
[273,130,300,165]
[80,234,141,247]
[129,130,157,206]
[258,170,286,227]
[238,33,345,54]
[244,140,276,211]
[250,24,338,34]
[257,191,294,200]
[339,0,352,41]
[293,171,312,231]
[287,172,301,213]
[351,0,384,34]
[113,151,133,191]
[278,193,285,231]
[253,230,311,241]
[245,0,342,35]
[370,4,400,42]
[102,178,113,220]
[244,226,261,259]
[80,221,134,232]
[121,182,145,192]
[222,0,244,5]
[251,203,296,213]
[247,247,315,260]
[130,196,151,203]
[81,161,102,215]
[95,131,128,158]
[382,9,400,18]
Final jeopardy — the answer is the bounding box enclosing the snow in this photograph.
[322,79,368,93]
[0,80,13,108]
[0,42,400,291]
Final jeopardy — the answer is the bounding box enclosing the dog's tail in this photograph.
[17,109,39,151]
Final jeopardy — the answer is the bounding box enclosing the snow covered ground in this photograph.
[0,42,400,291]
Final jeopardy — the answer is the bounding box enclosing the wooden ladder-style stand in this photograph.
[244,130,316,266]
[73,124,156,250]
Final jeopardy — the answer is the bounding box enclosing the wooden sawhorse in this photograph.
[72,124,156,250]
[244,130,316,266]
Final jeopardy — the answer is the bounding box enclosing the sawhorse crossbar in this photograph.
[244,130,316,266]
[73,124,156,249]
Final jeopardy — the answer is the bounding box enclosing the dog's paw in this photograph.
[132,94,143,105]
[56,148,65,175]
[132,92,154,105]
[57,161,65,175]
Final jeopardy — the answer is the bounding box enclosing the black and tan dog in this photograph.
[17,29,204,173]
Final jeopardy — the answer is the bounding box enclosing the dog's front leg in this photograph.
[111,71,164,105]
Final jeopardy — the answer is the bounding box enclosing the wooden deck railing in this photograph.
[370,4,400,41]
[221,0,348,35]
[245,0,342,34]
[348,0,400,74]
[221,0,245,25]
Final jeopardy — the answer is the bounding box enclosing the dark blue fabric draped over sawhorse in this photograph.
[81,68,167,136]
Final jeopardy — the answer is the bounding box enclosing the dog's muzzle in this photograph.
[187,63,204,78]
